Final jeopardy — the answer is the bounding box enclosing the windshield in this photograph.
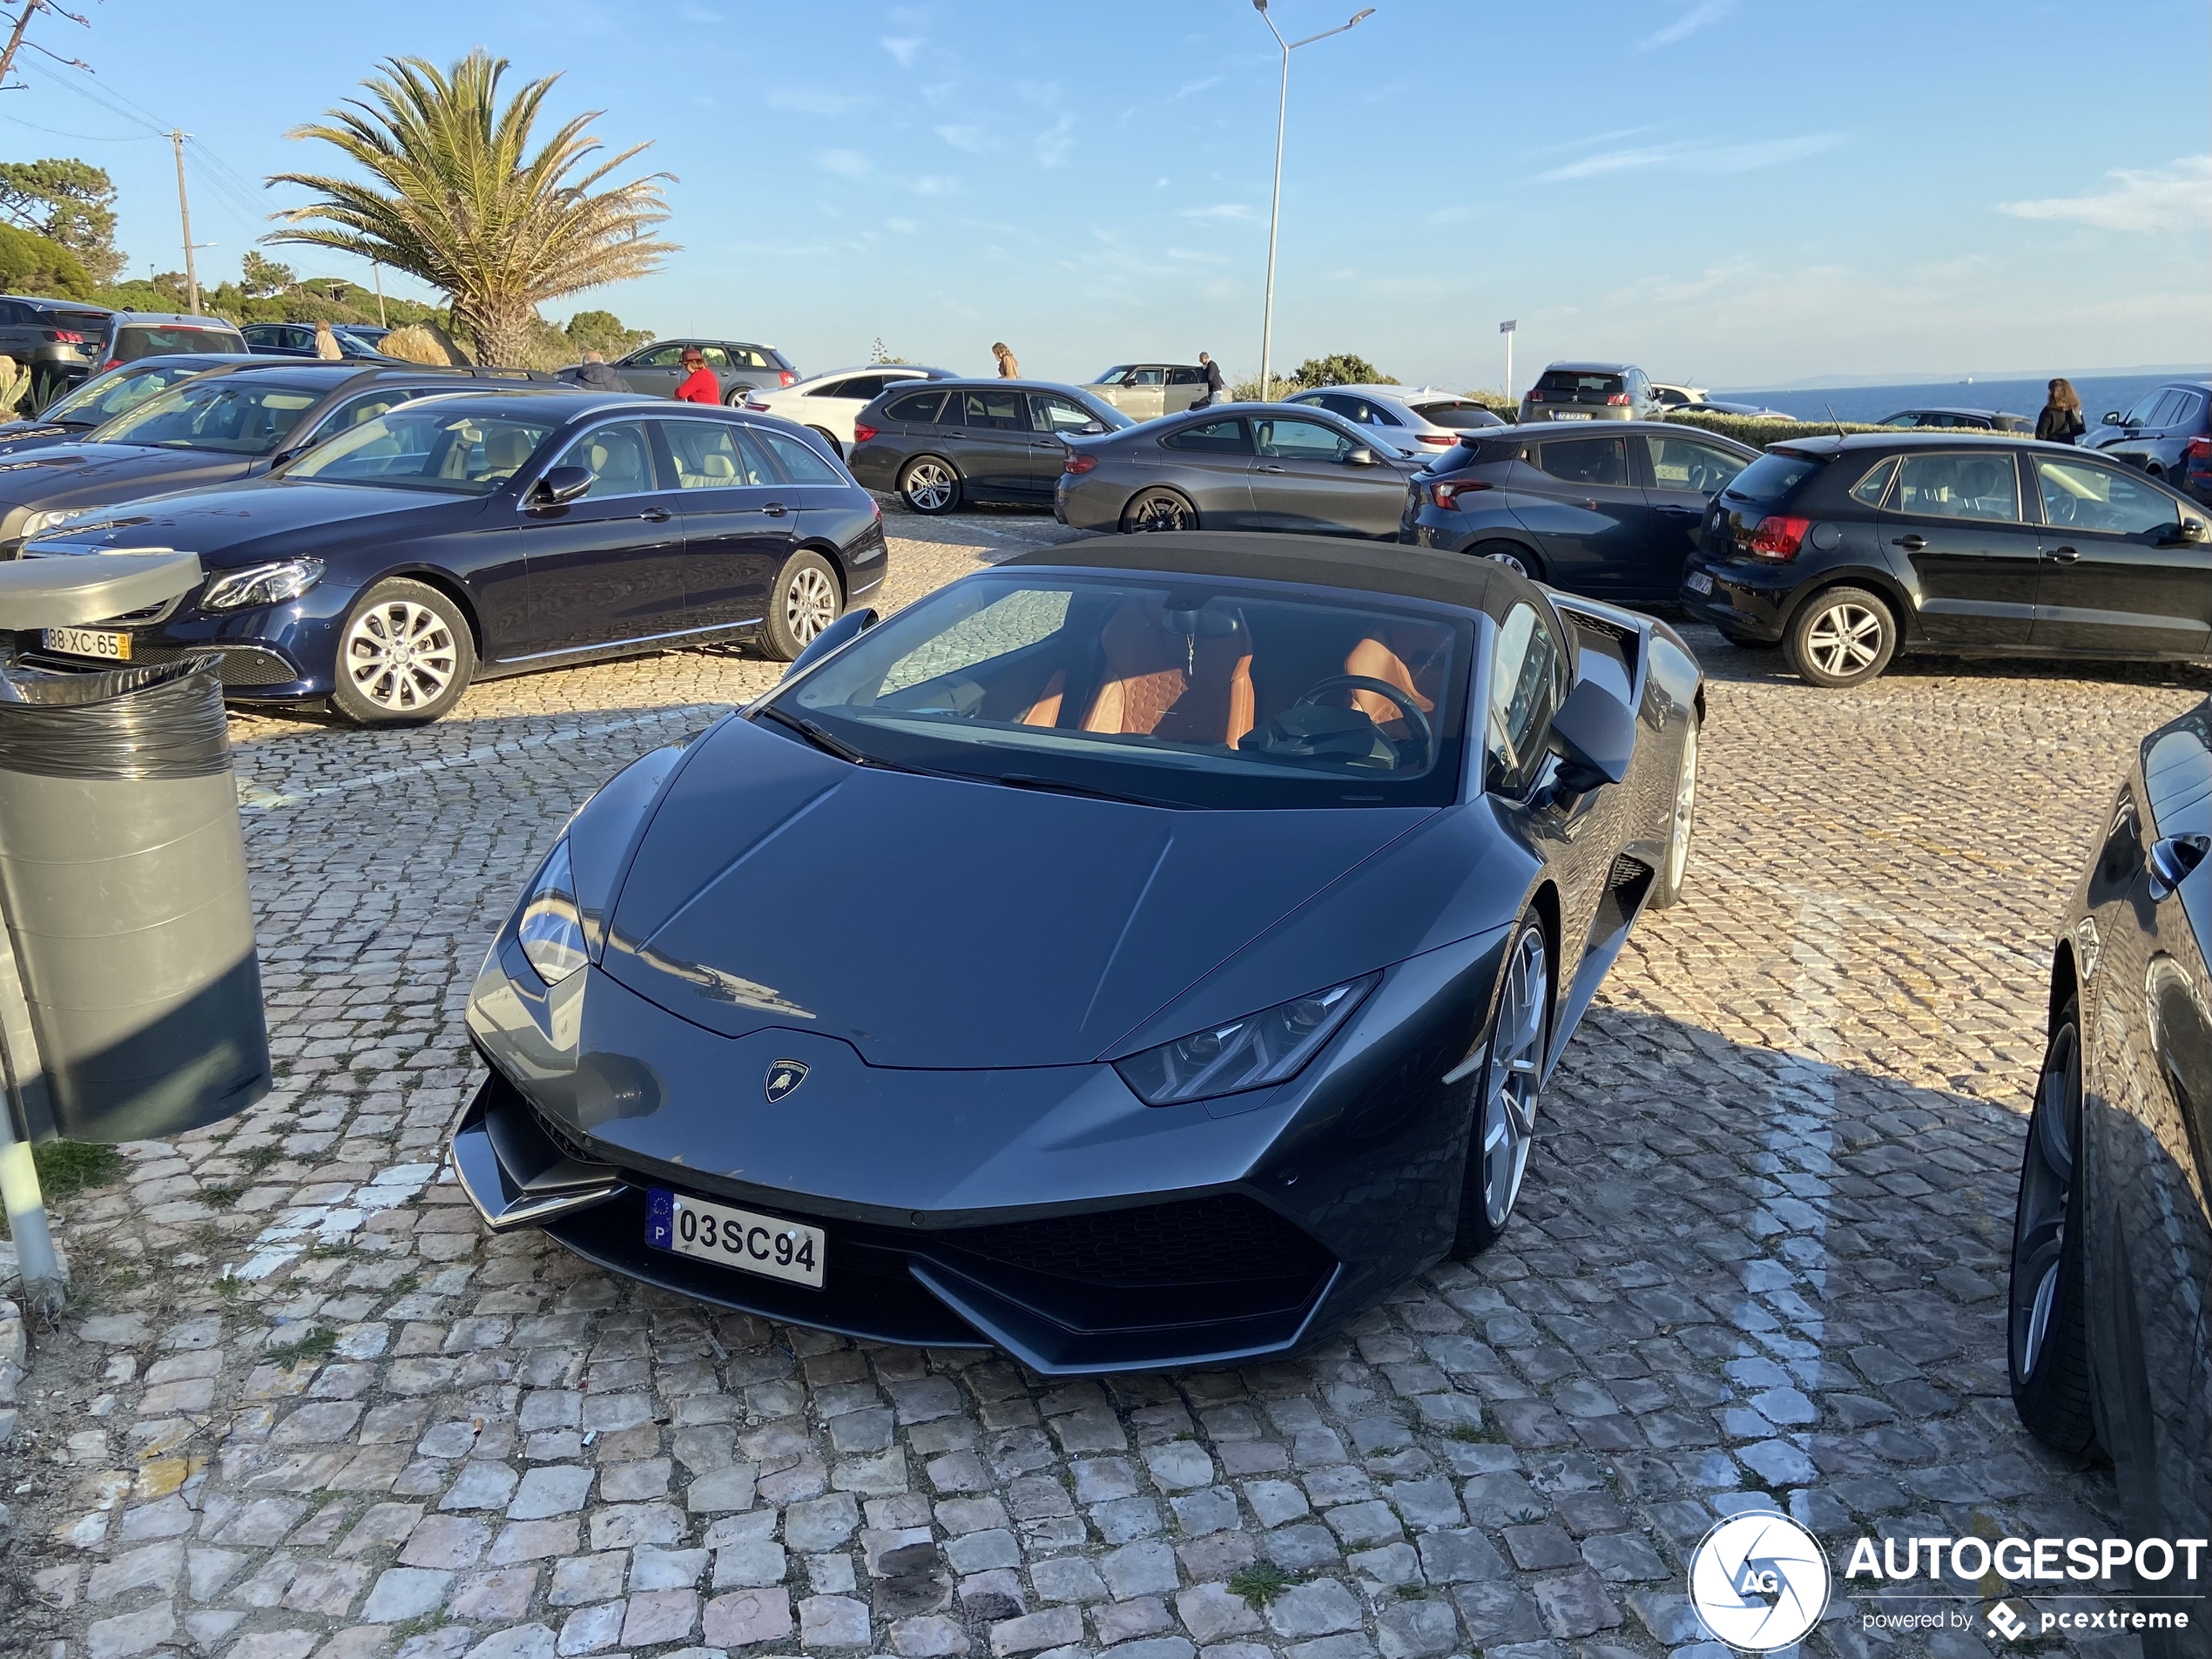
[1092,366,1133,384]
[775,572,1469,810]
[46,363,211,426]
[93,378,321,455]
[285,403,555,494]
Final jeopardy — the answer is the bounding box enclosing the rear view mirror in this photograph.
[533,465,593,508]
[1544,679,1635,794]
[782,607,878,680]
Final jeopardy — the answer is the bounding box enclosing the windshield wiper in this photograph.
[995,772,1183,809]
[758,705,872,764]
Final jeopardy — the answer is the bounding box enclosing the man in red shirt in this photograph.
[674,347,720,404]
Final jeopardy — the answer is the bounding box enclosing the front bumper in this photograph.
[1679,554,1797,642]
[9,585,346,701]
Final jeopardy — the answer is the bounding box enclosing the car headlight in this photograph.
[515,839,588,986]
[20,507,96,536]
[1116,973,1379,1106]
[200,557,324,612]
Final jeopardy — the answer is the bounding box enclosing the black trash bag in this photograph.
[0,655,230,780]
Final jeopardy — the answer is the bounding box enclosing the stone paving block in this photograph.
[988,1605,1085,1657]
[799,1592,873,1649]
[621,1586,699,1647]
[361,1567,454,1623]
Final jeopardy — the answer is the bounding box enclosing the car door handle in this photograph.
[2046,545,2080,562]
[639,507,673,523]
[1892,535,1926,551]
[761,501,789,517]
[1256,462,1287,473]
[1656,505,1700,516]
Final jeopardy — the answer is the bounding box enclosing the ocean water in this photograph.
[1715,373,2207,427]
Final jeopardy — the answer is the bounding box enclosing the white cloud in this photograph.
[678,3,724,19]
[1537,132,1843,183]
[770,89,871,116]
[2000,156,2212,234]
[1181,203,1254,220]
[887,217,918,234]
[1177,75,1223,98]
[1637,0,1732,50]
[909,175,960,197]
[935,124,991,153]
[816,149,872,180]
[1166,246,1228,264]
[880,35,923,66]
[1035,115,1076,169]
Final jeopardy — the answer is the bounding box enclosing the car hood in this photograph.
[30,478,475,562]
[597,714,1434,1069]
[0,441,266,515]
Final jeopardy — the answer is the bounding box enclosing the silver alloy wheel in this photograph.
[1131,492,1192,532]
[1481,927,1548,1229]
[904,460,955,511]
[784,565,838,645]
[344,598,458,712]
[1486,549,1530,577]
[1804,600,1885,677]
[1665,719,1699,896]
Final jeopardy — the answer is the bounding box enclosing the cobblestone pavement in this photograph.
[5,510,2208,1659]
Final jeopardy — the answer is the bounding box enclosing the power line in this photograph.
[0,110,158,142]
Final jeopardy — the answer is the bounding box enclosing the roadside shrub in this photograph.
[0,223,92,300]
[381,320,472,366]
[1659,411,2010,447]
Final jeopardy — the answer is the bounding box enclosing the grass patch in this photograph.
[37,1139,124,1199]
[214,1275,246,1301]
[382,1271,421,1301]
[305,1239,357,1261]
[1447,1420,1505,1444]
[267,1327,338,1371]
[200,1184,243,1211]
[238,1144,284,1174]
[1228,1562,1296,1606]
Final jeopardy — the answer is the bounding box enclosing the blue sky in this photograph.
[5,0,2206,391]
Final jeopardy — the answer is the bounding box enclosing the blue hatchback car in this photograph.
[18,391,888,723]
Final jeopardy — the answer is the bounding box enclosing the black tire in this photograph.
[1467,539,1543,582]
[806,426,844,459]
[1120,489,1197,533]
[760,550,842,662]
[900,455,961,516]
[1784,584,1896,688]
[1454,907,1552,1255]
[2007,1002,2103,1461]
[329,577,476,725]
[1650,716,1699,908]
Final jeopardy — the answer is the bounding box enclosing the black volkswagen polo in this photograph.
[20,394,887,724]
[1679,433,2212,687]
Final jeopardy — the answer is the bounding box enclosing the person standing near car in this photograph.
[992,341,1020,379]
[314,320,345,361]
[674,347,719,404]
[2037,378,2085,444]
[1195,351,1227,408]
[577,349,624,391]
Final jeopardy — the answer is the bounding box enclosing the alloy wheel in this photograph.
[344,598,458,713]
[1486,549,1530,577]
[905,461,955,512]
[2012,1022,2079,1380]
[784,565,839,645]
[1131,492,1192,533]
[1481,927,1548,1229]
[1804,601,1885,678]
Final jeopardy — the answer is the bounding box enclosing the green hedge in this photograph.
[1662,411,2035,447]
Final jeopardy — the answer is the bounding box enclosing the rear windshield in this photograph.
[1720,448,1826,507]
[95,377,320,454]
[776,571,1470,810]
[1535,371,1622,396]
[49,361,212,427]
[113,325,246,362]
[286,405,556,495]
[885,389,948,423]
[1415,401,1504,428]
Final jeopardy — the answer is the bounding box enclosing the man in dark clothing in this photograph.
[1195,351,1228,409]
[577,350,624,391]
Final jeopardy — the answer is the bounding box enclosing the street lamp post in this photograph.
[1500,319,1516,403]
[1253,1,1373,402]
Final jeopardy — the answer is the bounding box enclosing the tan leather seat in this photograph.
[1344,623,1450,729]
[1076,597,1254,745]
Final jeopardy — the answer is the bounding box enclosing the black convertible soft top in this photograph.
[1002,530,1524,616]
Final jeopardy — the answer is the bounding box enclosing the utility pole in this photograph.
[372,260,387,327]
[169,129,200,316]
[1500,319,1516,404]
[0,1,43,91]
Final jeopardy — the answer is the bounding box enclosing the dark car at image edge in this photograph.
[1679,432,2212,687]
[18,393,887,723]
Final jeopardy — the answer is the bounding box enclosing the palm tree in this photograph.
[266,51,675,367]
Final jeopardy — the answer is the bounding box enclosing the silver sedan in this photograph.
[1055,403,1426,539]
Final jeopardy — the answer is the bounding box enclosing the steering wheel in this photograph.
[1292,674,1434,761]
[2045,489,2079,527]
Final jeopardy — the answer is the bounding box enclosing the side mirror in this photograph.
[2101,412,2121,427]
[1544,679,1635,793]
[531,465,594,509]
[1344,447,1377,467]
[782,606,878,680]
[1078,421,1106,435]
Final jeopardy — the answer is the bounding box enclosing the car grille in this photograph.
[128,643,298,688]
[941,1194,1332,1288]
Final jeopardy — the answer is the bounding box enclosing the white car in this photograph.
[745,366,956,456]
[1285,384,1508,455]
[1650,381,1710,410]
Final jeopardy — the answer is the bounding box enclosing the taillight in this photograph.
[101,357,121,370]
[52,330,84,344]
[1429,480,1490,509]
[1747,515,1811,559]
[1527,390,1544,401]
[1605,393,1630,406]
[779,370,796,386]
[744,400,771,412]
[2188,435,2212,459]
[1418,434,1453,445]
[853,422,878,444]
[1063,451,1098,475]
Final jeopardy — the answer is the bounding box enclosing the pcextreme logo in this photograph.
[1685,1517,2208,1650]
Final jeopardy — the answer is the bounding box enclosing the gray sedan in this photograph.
[1055,403,1426,539]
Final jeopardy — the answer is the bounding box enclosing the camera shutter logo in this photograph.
[1687,1512,1831,1652]
[765,1060,809,1103]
